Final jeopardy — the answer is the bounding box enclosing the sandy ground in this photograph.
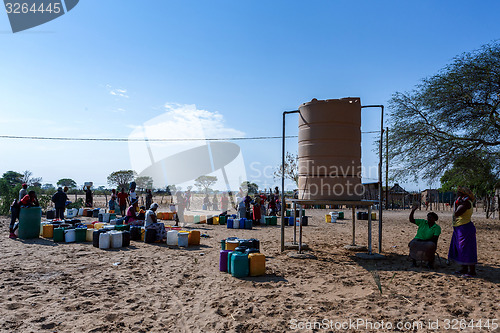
[1,202,499,333]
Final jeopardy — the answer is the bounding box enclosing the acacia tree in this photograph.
[388,42,500,182]
[194,175,217,194]
[57,178,77,188]
[107,170,136,190]
[135,176,154,191]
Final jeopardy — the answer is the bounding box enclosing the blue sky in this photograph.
[1,0,499,191]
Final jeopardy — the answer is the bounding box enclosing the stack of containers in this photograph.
[219,238,265,277]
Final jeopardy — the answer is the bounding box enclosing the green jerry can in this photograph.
[53,227,65,242]
[18,207,42,239]
[75,228,87,242]
[219,215,227,225]
[231,252,249,278]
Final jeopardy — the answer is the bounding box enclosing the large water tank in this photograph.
[298,98,363,200]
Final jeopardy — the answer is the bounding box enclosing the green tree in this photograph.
[57,178,77,188]
[0,179,21,215]
[135,176,154,191]
[440,152,499,217]
[2,171,23,186]
[42,184,55,191]
[241,181,259,194]
[194,175,217,194]
[274,152,299,186]
[388,42,500,181]
[107,170,136,190]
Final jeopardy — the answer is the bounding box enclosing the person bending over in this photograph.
[408,204,441,268]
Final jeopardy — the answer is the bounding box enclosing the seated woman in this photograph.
[408,204,441,268]
[144,203,166,241]
[20,191,39,207]
[125,199,143,226]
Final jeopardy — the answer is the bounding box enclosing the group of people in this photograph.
[408,187,478,277]
[236,187,282,222]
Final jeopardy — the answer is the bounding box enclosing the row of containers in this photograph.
[39,222,202,250]
[324,211,377,223]
[219,237,265,278]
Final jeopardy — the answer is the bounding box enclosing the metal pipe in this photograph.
[281,110,300,252]
[361,105,384,253]
[293,202,297,244]
[351,206,356,245]
[368,205,372,255]
[299,204,303,254]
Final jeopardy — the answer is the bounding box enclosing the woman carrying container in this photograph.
[449,187,477,277]
[408,204,441,268]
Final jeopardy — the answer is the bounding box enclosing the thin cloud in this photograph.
[106,84,129,98]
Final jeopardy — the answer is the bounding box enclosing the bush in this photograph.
[66,198,84,210]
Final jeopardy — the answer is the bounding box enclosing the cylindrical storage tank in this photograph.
[110,231,123,248]
[298,98,363,200]
[18,207,42,239]
[178,232,189,247]
[99,232,110,249]
[166,230,179,246]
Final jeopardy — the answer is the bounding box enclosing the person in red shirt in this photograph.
[20,191,39,207]
[117,188,129,217]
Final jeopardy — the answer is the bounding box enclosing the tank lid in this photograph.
[299,97,361,108]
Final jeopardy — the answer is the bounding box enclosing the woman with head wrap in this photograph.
[448,187,477,277]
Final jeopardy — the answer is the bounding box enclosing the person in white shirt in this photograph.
[145,203,166,241]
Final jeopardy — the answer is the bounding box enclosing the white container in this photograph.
[64,229,76,243]
[84,182,93,187]
[110,231,122,248]
[99,232,110,249]
[167,230,179,246]
[65,208,78,219]
[233,218,240,229]
[103,225,115,231]
[169,204,176,212]
[86,229,94,242]
[78,208,84,216]
[102,213,110,223]
[178,232,189,247]
[99,208,106,215]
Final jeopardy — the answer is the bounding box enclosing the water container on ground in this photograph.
[178,232,189,247]
[64,229,76,243]
[227,219,234,229]
[227,251,235,274]
[86,228,94,242]
[94,223,105,230]
[231,252,249,278]
[99,232,110,249]
[219,215,227,225]
[249,253,266,276]
[110,231,123,248]
[92,209,99,218]
[78,208,84,216]
[130,226,141,241]
[238,239,252,248]
[220,239,226,250]
[65,208,78,219]
[18,207,41,239]
[42,224,54,238]
[93,229,106,247]
[301,216,309,226]
[46,210,55,219]
[244,219,252,230]
[226,239,239,251]
[188,230,200,246]
[194,215,200,224]
[233,218,240,229]
[248,238,260,251]
[213,216,219,225]
[167,230,179,246]
[270,216,277,226]
[235,246,248,253]
[75,228,86,242]
[288,217,294,226]
[219,250,231,272]
[238,218,246,229]
[145,229,156,243]
[207,215,213,225]
[53,227,65,242]
[122,231,131,247]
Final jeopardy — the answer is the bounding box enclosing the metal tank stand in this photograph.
[281,104,385,259]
